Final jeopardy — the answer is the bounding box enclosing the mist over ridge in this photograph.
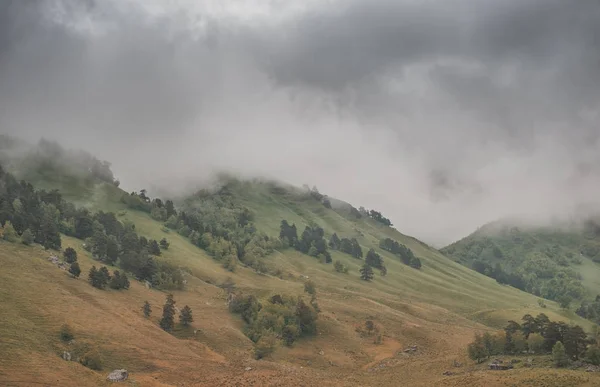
[1,0,599,246]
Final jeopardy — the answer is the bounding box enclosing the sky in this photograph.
[1,0,599,246]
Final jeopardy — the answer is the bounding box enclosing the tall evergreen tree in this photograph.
[328,233,341,250]
[160,294,176,332]
[360,263,374,281]
[179,305,193,326]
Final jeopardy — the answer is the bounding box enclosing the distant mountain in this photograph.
[441,218,600,305]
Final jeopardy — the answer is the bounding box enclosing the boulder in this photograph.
[106,369,128,382]
[62,351,71,361]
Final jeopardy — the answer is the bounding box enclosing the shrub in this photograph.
[254,331,278,359]
[21,229,34,245]
[585,347,600,365]
[304,280,316,295]
[553,341,569,367]
[80,349,103,370]
[60,324,74,342]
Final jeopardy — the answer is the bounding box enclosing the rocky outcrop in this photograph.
[107,369,128,382]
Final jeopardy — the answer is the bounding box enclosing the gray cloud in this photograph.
[0,0,599,246]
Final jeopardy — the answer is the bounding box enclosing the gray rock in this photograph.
[245,367,252,371]
[62,351,71,361]
[106,369,128,382]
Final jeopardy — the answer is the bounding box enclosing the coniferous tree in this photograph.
[69,262,81,278]
[40,214,61,250]
[142,301,152,318]
[160,294,176,332]
[88,266,100,288]
[105,236,119,265]
[179,305,193,326]
[99,266,111,284]
[64,247,78,263]
[165,200,177,218]
[328,233,341,250]
[360,263,374,281]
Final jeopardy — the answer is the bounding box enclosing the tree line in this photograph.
[0,164,182,291]
[280,220,331,263]
[379,238,422,269]
[467,313,599,367]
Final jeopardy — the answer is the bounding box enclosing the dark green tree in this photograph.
[360,263,374,281]
[88,266,102,288]
[109,270,129,289]
[165,200,177,218]
[39,215,61,250]
[159,294,176,332]
[64,247,78,264]
[365,248,384,269]
[328,233,341,250]
[105,236,119,265]
[179,305,193,326]
[149,240,161,256]
[159,238,170,250]
[69,262,81,278]
[563,325,587,359]
[142,301,152,318]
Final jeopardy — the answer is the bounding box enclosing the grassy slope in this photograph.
[1,179,599,386]
[441,220,600,300]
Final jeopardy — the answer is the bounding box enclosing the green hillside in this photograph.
[441,219,600,317]
[1,138,599,386]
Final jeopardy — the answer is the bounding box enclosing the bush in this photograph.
[80,349,103,370]
[2,221,17,242]
[585,347,600,365]
[254,331,278,359]
[553,341,569,367]
[60,324,74,342]
[334,260,348,273]
[304,280,316,295]
[21,229,34,245]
